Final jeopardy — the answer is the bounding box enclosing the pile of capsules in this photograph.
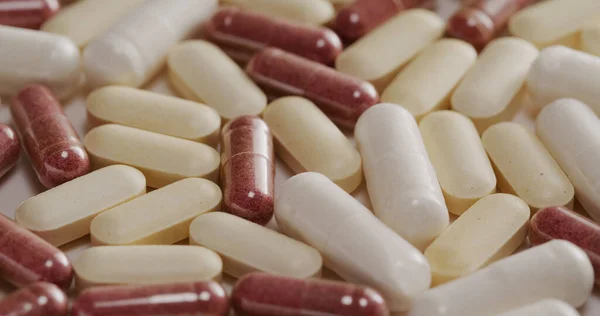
[1,0,600,315]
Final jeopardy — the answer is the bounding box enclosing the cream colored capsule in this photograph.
[221,0,334,25]
[87,86,221,146]
[73,245,222,290]
[582,24,600,56]
[167,40,267,121]
[90,178,222,245]
[84,124,220,188]
[381,39,477,120]
[451,37,538,133]
[189,212,322,278]
[419,111,496,215]
[482,122,574,212]
[15,165,146,247]
[498,299,580,316]
[509,0,600,48]
[424,194,529,286]
[335,9,445,90]
[263,97,362,193]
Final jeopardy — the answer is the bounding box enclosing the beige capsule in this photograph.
[424,194,530,286]
[15,165,146,247]
[84,124,220,188]
[221,0,334,25]
[263,97,362,193]
[90,178,222,245]
[335,9,445,90]
[581,23,600,57]
[189,212,322,278]
[482,122,574,212]
[419,111,496,216]
[73,245,222,290]
[451,37,538,134]
[87,86,221,146]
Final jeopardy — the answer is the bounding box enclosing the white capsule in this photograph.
[354,103,449,250]
[220,0,334,25]
[275,172,431,312]
[497,299,580,316]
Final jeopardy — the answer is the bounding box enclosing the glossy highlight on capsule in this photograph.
[0,282,67,316]
[0,123,20,179]
[0,0,60,29]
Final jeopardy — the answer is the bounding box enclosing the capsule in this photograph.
[91,178,221,245]
[220,0,334,25]
[11,85,90,188]
[190,212,322,278]
[408,240,594,316]
[73,246,222,290]
[0,282,67,316]
[204,8,342,65]
[262,97,362,193]
[221,116,274,224]
[530,206,600,285]
[381,39,477,120]
[275,172,431,312]
[0,214,73,289]
[87,86,221,146]
[527,46,600,116]
[83,0,217,88]
[0,123,20,179]
[15,165,146,246]
[482,122,574,211]
[84,124,220,188]
[419,111,497,215]
[536,99,600,222]
[167,40,267,121]
[499,299,580,316]
[582,23,600,57]
[232,273,390,316]
[447,0,536,50]
[0,0,59,29]
[0,25,80,99]
[336,9,445,90]
[451,37,538,133]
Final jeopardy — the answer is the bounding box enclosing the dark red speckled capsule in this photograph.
[72,281,229,316]
[232,273,390,316]
[0,0,60,29]
[221,116,274,225]
[246,48,379,129]
[11,84,89,189]
[0,282,68,316]
[0,123,20,179]
[0,214,73,289]
[447,0,537,50]
[204,8,343,65]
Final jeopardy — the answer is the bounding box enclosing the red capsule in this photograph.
[221,116,274,225]
[204,8,343,65]
[246,48,379,129]
[72,281,229,316]
[232,273,390,316]
[0,282,68,316]
[0,215,73,289]
[11,85,89,189]
[0,123,20,179]
[0,0,60,29]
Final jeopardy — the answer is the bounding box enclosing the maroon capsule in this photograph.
[221,116,274,225]
[246,48,379,129]
[530,206,600,284]
[204,8,343,65]
[0,282,68,316]
[0,0,60,29]
[0,214,73,289]
[232,273,390,316]
[72,281,229,316]
[0,123,20,179]
[11,84,90,189]
[447,0,537,50]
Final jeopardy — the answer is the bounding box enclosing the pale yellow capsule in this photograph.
[382,39,477,121]
[482,122,574,212]
[263,97,362,193]
[581,23,600,56]
[90,178,222,245]
[424,194,530,286]
[73,245,222,290]
[335,9,445,90]
[189,212,323,278]
[167,40,267,121]
[15,165,146,247]
[419,111,496,216]
[451,37,538,133]
[84,124,220,188]
[87,86,221,146]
